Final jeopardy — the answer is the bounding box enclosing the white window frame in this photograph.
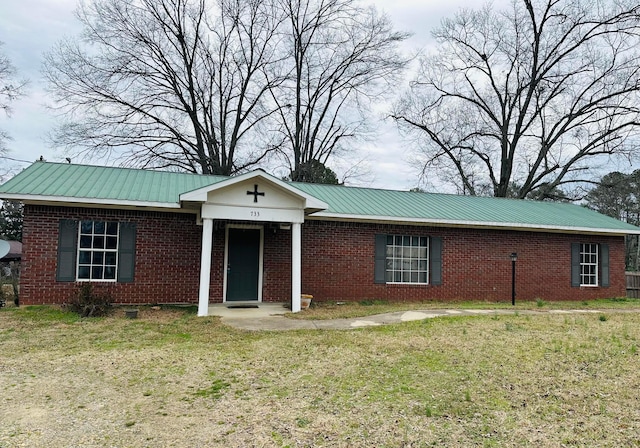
[385,235,429,284]
[580,243,598,287]
[76,221,120,282]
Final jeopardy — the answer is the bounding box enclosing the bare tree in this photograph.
[586,170,640,269]
[44,0,285,175]
[393,0,640,198]
[272,0,410,182]
[0,42,28,155]
[45,0,409,179]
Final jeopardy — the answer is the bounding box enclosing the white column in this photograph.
[197,218,214,316]
[291,222,302,313]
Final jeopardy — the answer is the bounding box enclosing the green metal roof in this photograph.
[0,162,225,206]
[1,161,638,235]
[293,182,640,234]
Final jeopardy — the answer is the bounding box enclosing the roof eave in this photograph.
[308,212,640,236]
[3,193,182,210]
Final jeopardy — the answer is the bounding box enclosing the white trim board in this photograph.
[306,213,640,236]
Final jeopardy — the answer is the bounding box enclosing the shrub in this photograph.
[65,283,112,317]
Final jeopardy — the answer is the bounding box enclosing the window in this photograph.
[57,219,135,283]
[385,235,429,284]
[77,221,119,281]
[580,243,598,286]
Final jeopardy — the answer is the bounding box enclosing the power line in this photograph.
[0,156,33,164]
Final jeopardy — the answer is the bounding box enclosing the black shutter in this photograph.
[374,234,387,284]
[430,237,443,285]
[56,220,78,282]
[571,243,581,287]
[117,222,136,283]
[600,243,610,287]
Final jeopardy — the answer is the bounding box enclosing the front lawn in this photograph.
[1,305,639,447]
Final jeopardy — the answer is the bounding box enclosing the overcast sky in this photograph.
[0,0,478,190]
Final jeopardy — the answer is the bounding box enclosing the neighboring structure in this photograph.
[0,161,638,315]
[0,240,21,262]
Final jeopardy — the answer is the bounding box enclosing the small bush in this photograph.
[536,298,546,307]
[65,283,112,317]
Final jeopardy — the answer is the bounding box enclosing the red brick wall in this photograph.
[301,220,626,302]
[21,205,626,305]
[22,205,203,304]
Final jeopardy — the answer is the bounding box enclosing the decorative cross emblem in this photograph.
[247,184,265,203]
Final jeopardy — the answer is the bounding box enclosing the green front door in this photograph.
[226,228,261,301]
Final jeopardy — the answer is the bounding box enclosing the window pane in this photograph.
[402,272,410,282]
[78,251,91,264]
[419,272,428,283]
[94,221,105,234]
[80,235,92,248]
[105,252,117,265]
[92,266,103,279]
[104,266,116,279]
[402,236,410,246]
[412,236,420,246]
[93,236,105,249]
[394,271,401,282]
[420,237,428,247]
[92,252,104,264]
[394,236,402,245]
[387,235,393,245]
[81,221,93,234]
[394,247,402,257]
[78,266,90,279]
[106,236,118,250]
[106,222,118,235]
[386,271,393,282]
[411,272,418,283]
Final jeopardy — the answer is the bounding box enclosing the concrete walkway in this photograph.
[208,302,625,331]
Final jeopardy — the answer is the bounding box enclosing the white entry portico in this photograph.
[179,171,327,316]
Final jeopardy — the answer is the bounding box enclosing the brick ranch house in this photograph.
[1,161,639,315]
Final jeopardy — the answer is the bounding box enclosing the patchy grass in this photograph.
[287,297,640,320]
[1,306,640,446]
